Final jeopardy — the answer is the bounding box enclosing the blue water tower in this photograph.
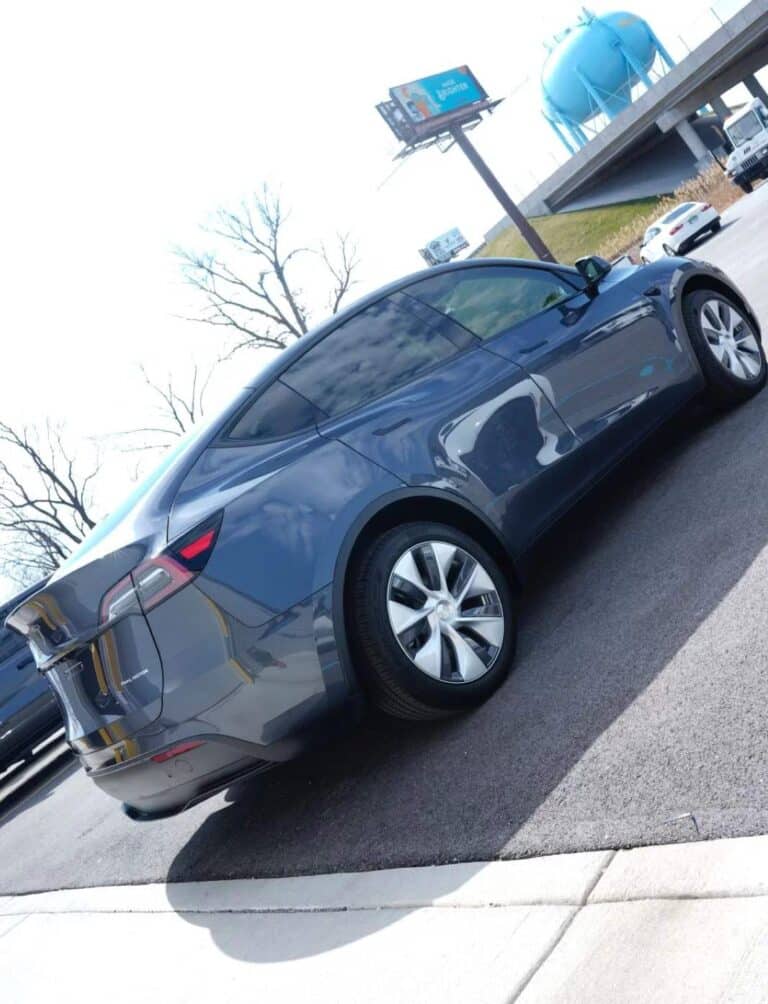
[541,8,675,153]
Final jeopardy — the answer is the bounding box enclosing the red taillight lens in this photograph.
[99,512,222,625]
[151,740,205,763]
[670,224,683,235]
[178,529,216,561]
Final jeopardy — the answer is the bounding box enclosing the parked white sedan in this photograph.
[640,202,721,263]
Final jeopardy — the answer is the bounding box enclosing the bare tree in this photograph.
[121,363,214,452]
[178,186,360,355]
[0,422,100,583]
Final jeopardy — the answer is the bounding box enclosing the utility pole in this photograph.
[450,124,556,263]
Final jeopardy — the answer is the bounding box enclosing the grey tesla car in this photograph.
[7,254,765,819]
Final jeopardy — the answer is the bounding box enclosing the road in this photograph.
[3,187,768,895]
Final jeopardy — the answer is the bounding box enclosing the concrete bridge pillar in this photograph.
[675,118,714,167]
[710,95,731,121]
[744,74,768,106]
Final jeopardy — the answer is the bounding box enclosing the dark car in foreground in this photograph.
[7,254,765,819]
[0,583,61,772]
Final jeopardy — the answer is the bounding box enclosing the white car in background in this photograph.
[640,202,721,263]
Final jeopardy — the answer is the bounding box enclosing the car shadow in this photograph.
[690,218,736,252]
[166,390,768,961]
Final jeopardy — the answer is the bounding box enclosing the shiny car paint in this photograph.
[5,256,757,818]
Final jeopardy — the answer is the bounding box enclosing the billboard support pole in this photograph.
[449,124,556,263]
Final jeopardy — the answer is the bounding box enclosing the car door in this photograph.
[280,291,583,554]
[404,263,692,453]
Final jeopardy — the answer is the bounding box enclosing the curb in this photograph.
[2,833,768,916]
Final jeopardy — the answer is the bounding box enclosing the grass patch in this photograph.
[480,197,661,264]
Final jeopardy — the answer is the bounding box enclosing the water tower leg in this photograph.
[649,30,675,72]
[545,116,577,155]
[675,118,714,169]
[576,70,616,120]
[744,74,768,106]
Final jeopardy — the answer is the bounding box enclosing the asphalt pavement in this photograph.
[3,187,768,895]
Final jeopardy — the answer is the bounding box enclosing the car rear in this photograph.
[663,202,719,254]
[4,392,276,817]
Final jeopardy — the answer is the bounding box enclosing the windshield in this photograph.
[728,111,763,147]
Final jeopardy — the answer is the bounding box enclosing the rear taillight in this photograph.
[99,513,222,626]
[670,224,684,235]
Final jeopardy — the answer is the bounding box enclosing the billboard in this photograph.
[419,228,470,266]
[390,67,487,125]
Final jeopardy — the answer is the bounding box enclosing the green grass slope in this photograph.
[480,197,661,264]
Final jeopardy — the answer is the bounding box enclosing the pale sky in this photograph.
[0,0,753,599]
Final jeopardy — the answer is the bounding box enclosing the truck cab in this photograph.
[724,98,768,193]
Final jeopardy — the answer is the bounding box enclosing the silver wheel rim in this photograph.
[700,298,762,381]
[386,540,505,684]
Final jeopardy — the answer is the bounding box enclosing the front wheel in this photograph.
[682,289,766,407]
[739,180,753,193]
[710,219,722,233]
[350,522,517,719]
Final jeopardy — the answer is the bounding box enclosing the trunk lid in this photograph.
[5,393,249,753]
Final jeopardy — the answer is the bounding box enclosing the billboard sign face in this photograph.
[390,67,487,125]
[420,227,470,266]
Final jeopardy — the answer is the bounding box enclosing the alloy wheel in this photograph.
[386,540,505,684]
[700,298,762,381]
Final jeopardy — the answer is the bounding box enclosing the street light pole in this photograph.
[449,124,556,263]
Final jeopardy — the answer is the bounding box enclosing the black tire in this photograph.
[682,289,766,408]
[663,243,676,257]
[349,522,517,720]
[711,219,722,233]
[739,180,753,194]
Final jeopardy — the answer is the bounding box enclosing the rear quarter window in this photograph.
[281,294,466,419]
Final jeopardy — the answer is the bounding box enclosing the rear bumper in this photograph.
[90,735,276,819]
[673,218,720,252]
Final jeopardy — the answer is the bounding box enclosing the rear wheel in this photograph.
[350,522,517,720]
[710,219,722,233]
[682,289,766,407]
[739,180,753,193]
[663,243,677,257]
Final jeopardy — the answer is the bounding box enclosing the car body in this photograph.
[0,582,61,771]
[640,202,721,263]
[6,255,765,819]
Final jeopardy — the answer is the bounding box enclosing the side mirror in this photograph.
[575,255,612,296]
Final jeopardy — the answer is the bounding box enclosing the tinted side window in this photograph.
[406,266,577,340]
[282,296,464,418]
[225,381,319,441]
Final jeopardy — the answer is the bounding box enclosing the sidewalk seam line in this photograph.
[581,849,617,905]
[506,850,617,1002]
[508,905,582,1003]
[0,913,31,940]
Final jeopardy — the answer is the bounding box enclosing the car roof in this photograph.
[244,257,578,391]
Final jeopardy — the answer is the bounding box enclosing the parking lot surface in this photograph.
[3,186,768,895]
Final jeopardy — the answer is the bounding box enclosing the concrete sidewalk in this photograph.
[3,835,768,1002]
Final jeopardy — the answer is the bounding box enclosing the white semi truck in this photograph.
[724,98,768,193]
